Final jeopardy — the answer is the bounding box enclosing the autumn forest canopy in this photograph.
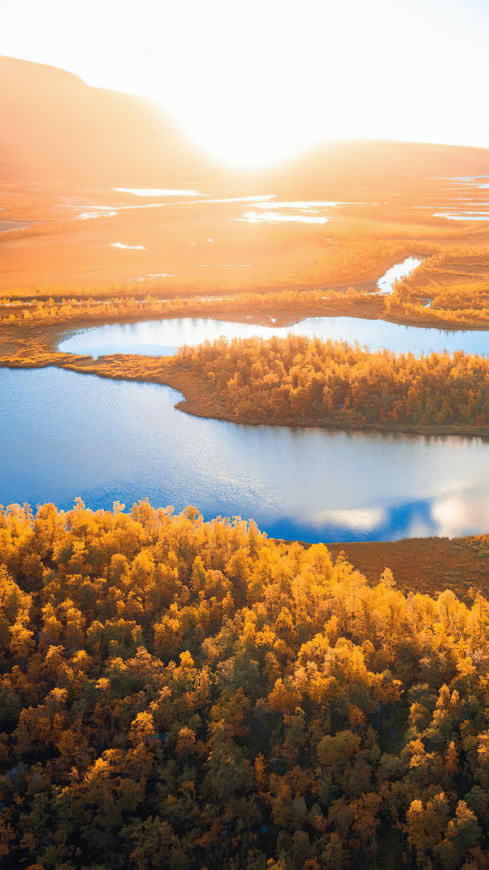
[176,335,489,430]
[1,501,489,869]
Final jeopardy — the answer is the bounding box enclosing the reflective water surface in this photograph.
[376,256,423,294]
[237,211,328,224]
[434,212,489,221]
[111,242,145,250]
[235,200,339,225]
[113,188,200,196]
[58,315,489,359]
[2,367,489,543]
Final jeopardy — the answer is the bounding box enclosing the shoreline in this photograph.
[37,302,489,335]
[4,322,489,561]
[68,363,489,440]
[2,303,489,441]
[3,348,489,441]
[5,286,489,343]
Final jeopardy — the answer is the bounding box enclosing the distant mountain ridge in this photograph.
[1,54,489,196]
[0,55,214,190]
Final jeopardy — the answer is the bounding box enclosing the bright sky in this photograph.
[2,0,489,167]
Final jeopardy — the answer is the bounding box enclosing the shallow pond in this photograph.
[2,367,489,543]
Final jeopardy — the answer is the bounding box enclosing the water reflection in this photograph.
[3,368,489,543]
[254,201,341,209]
[204,195,276,204]
[58,314,489,359]
[237,210,328,224]
[113,188,200,196]
[376,256,423,294]
[80,210,117,220]
[235,198,339,225]
[434,212,489,221]
[445,176,489,189]
[112,242,145,250]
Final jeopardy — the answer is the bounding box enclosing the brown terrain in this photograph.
[1,55,489,302]
[326,535,489,600]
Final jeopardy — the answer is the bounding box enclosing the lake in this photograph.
[2,366,489,543]
[58,314,489,359]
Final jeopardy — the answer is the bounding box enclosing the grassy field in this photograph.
[326,535,489,600]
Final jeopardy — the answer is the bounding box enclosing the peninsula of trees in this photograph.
[6,334,489,437]
[174,336,489,430]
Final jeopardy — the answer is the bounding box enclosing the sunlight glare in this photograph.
[114,188,200,196]
[5,0,489,166]
[237,211,328,224]
[112,242,145,250]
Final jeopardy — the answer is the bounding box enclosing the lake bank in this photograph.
[3,288,489,347]
[1,249,489,441]
[65,354,489,440]
[3,367,489,544]
[3,346,489,440]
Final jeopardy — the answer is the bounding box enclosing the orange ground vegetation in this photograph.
[1,500,489,868]
[3,162,489,334]
[4,74,489,323]
[0,287,382,329]
[0,172,484,304]
[3,244,489,333]
[382,247,489,326]
[326,537,489,602]
[0,208,426,296]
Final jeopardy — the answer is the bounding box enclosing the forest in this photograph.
[1,500,489,868]
[175,336,489,430]
[4,50,489,870]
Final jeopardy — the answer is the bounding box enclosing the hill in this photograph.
[270,138,489,200]
[0,55,215,190]
[2,55,489,198]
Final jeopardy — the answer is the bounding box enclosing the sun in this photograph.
[133,0,365,169]
[4,0,488,169]
[138,0,385,168]
[168,98,325,170]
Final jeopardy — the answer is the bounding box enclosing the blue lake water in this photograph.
[3,366,489,543]
[58,314,489,359]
